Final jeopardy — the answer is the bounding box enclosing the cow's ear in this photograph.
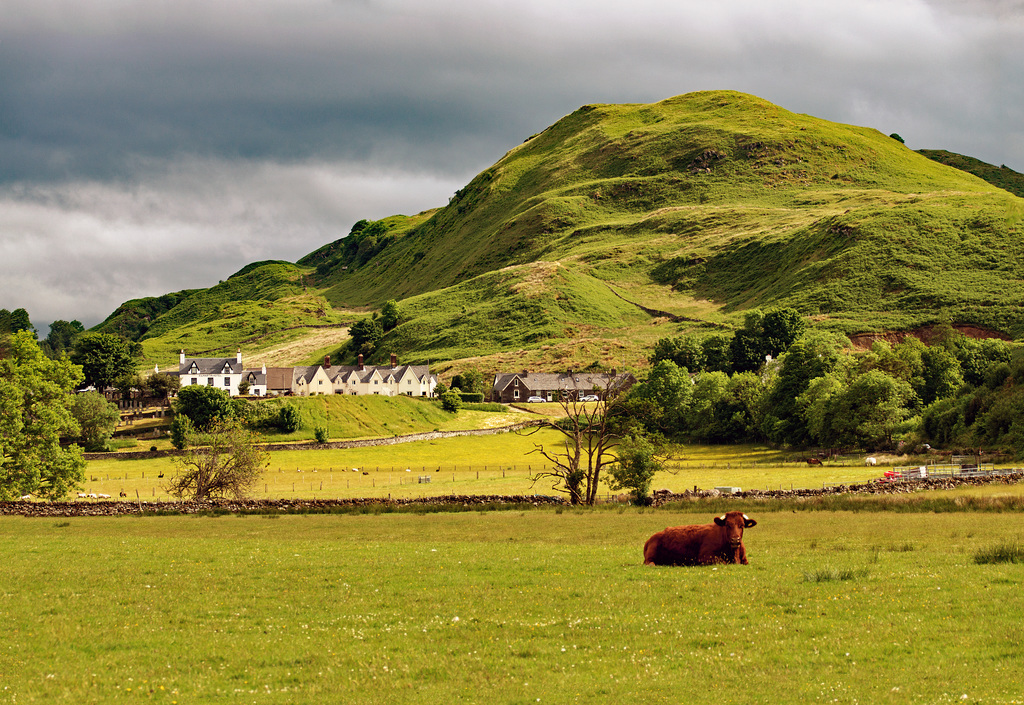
[714,515,727,526]
[743,515,757,528]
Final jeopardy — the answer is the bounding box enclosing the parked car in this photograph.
[581,395,600,402]
[526,396,546,403]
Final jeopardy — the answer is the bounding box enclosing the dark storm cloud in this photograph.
[1,0,1022,326]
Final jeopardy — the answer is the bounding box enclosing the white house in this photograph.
[241,365,268,397]
[292,364,335,396]
[175,351,436,398]
[178,350,246,397]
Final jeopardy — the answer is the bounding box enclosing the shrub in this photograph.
[313,426,329,444]
[170,414,195,450]
[278,405,301,433]
[440,389,462,413]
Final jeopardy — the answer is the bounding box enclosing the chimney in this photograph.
[261,363,266,374]
[179,350,185,365]
[236,349,242,365]
[324,355,331,369]
[358,354,364,371]
[522,369,528,378]
[154,364,160,374]
[390,353,398,368]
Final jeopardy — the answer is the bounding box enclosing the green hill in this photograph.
[918,149,1024,199]
[311,91,1024,359]
[99,91,1024,372]
[96,262,356,371]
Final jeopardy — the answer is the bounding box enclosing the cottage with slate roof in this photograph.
[176,350,437,398]
[324,354,437,397]
[179,350,249,397]
[491,369,636,404]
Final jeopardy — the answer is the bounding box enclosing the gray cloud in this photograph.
[1,0,1022,327]
[0,161,459,326]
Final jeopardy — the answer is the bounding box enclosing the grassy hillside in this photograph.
[919,149,1024,198]
[96,262,356,371]
[311,91,1023,344]
[97,91,1024,373]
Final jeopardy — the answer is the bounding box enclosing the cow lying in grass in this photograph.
[643,511,757,566]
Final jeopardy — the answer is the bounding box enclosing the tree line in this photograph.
[632,312,1020,453]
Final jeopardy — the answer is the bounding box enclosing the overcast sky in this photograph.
[2,0,1022,329]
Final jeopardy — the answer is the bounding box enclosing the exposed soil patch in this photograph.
[848,324,1011,350]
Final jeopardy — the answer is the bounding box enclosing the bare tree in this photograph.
[524,379,632,505]
[166,421,269,500]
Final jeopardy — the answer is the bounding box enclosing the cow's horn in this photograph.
[743,513,749,521]
[718,514,726,521]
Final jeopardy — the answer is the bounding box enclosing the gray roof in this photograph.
[180,358,243,375]
[242,369,266,385]
[327,364,436,384]
[493,371,635,393]
[292,366,323,384]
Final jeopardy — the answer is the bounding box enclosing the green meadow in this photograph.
[2,509,1023,703]
[83,432,906,501]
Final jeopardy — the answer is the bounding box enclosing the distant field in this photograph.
[83,433,1018,501]
[110,396,528,452]
[2,510,1023,703]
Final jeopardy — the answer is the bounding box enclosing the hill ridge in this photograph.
[96,90,1024,371]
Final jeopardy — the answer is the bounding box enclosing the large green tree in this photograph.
[72,333,136,390]
[45,320,85,357]
[606,433,664,505]
[627,359,692,432]
[69,391,121,452]
[173,385,235,430]
[380,299,402,331]
[0,331,86,499]
[349,317,384,357]
[0,308,35,336]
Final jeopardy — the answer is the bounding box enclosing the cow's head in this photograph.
[714,512,756,548]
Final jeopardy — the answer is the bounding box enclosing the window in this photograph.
[207,378,214,386]
[224,377,231,387]
[374,380,379,385]
[190,377,198,385]
[513,389,520,399]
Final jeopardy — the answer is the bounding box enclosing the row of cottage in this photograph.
[169,350,635,401]
[170,351,437,398]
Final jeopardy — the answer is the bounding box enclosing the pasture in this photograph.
[1,508,1022,703]
[84,434,914,502]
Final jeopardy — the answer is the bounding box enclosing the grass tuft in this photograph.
[803,567,869,582]
[973,541,1024,564]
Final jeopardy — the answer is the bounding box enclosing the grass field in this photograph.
[82,433,921,502]
[2,509,1022,703]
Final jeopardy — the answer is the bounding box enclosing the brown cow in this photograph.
[643,511,757,566]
